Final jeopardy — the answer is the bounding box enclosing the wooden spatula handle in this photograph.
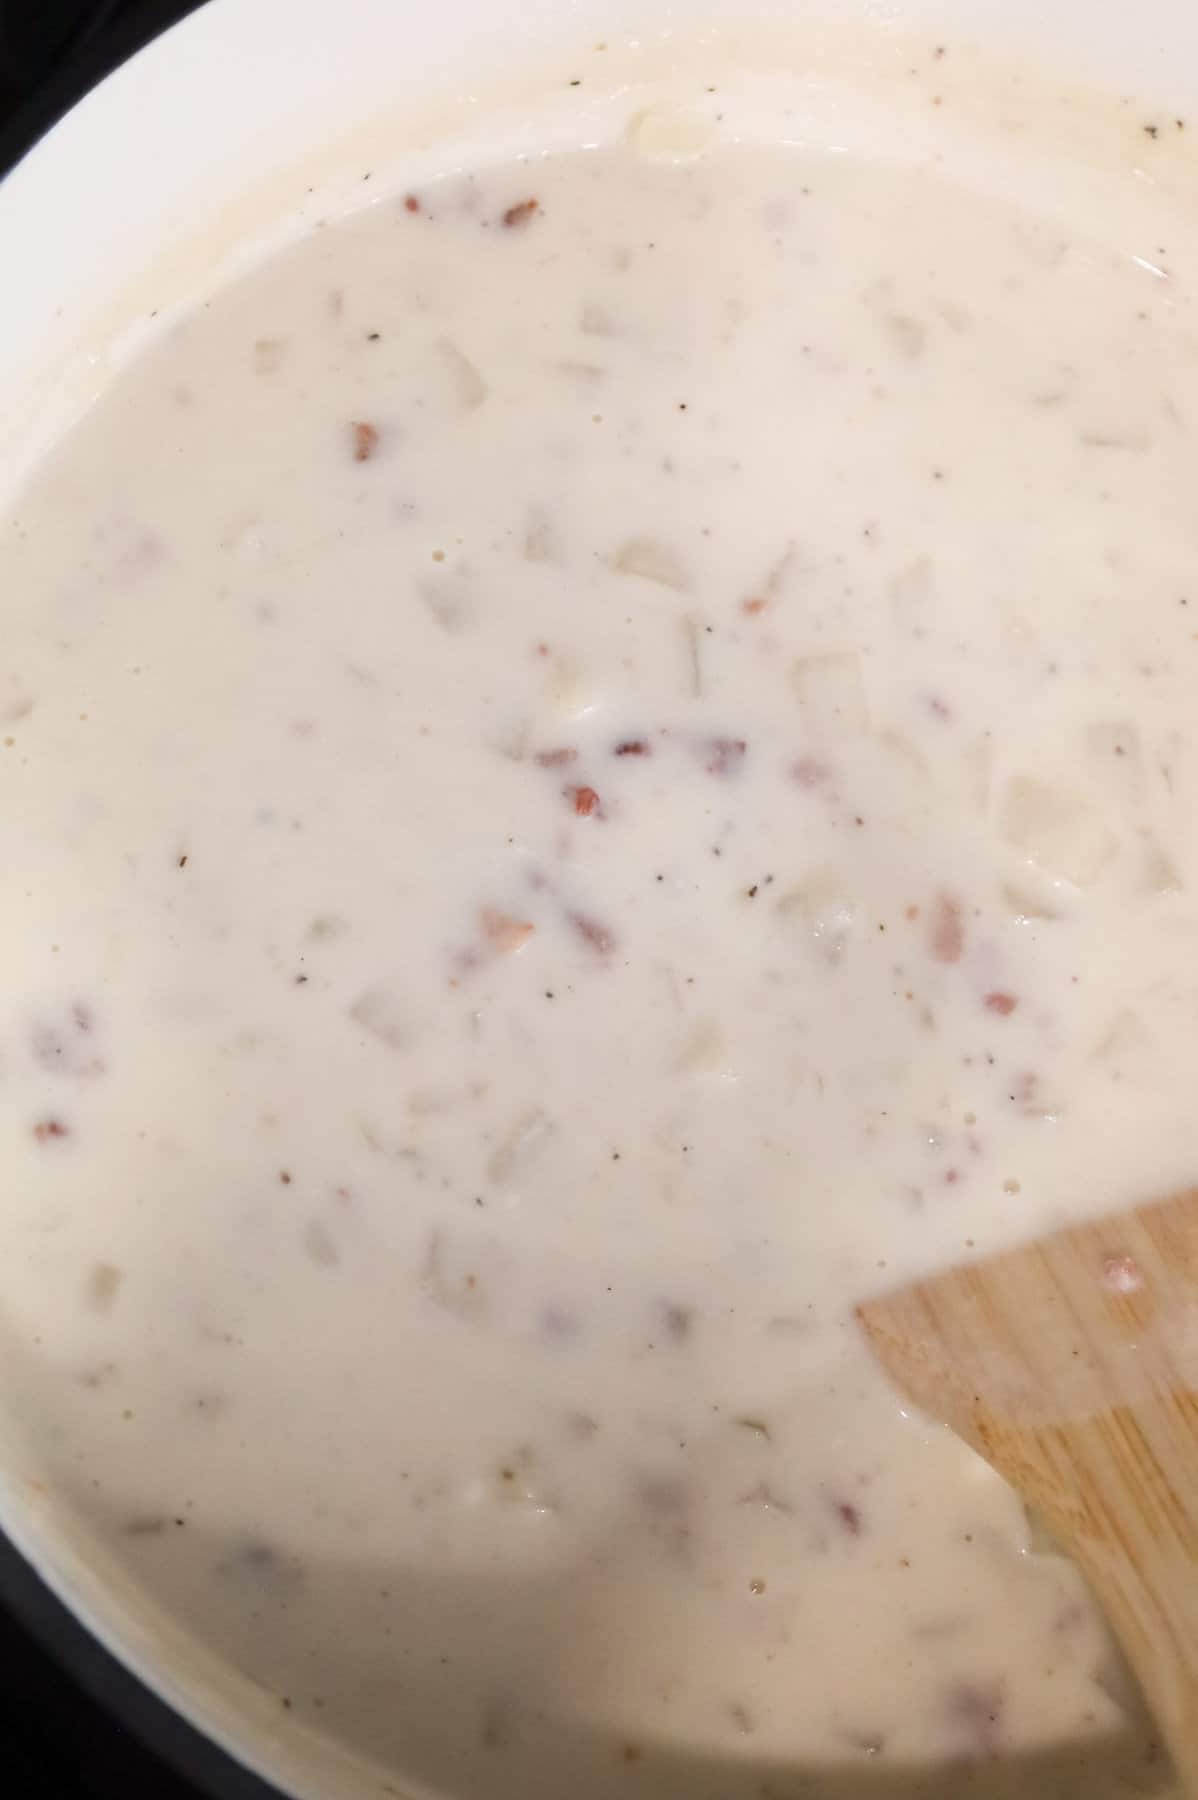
[1053,1401,1198,1794]
[859,1187,1198,1795]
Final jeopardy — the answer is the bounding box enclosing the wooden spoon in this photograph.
[858,1187,1198,1794]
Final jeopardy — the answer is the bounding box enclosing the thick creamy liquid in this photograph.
[0,86,1195,1800]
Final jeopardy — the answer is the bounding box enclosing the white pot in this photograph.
[1,3,1195,1794]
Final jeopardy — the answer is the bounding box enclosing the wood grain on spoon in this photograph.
[858,1189,1198,1794]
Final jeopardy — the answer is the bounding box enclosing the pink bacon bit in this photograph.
[983,991,1018,1016]
[1013,1070,1039,1111]
[946,1681,1005,1756]
[570,911,615,955]
[30,1001,103,1076]
[536,748,577,768]
[502,198,540,228]
[403,194,421,214]
[351,421,379,462]
[741,597,768,616]
[792,756,831,790]
[480,908,535,956]
[699,736,748,777]
[613,739,651,758]
[33,1118,69,1143]
[1102,1253,1144,1295]
[833,1499,863,1536]
[929,890,965,964]
[568,785,602,818]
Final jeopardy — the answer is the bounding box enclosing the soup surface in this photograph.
[0,63,1194,1800]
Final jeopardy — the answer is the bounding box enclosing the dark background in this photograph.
[0,0,199,167]
[0,13,268,1799]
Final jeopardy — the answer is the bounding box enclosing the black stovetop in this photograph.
[3,1594,206,1799]
[0,0,196,166]
[0,17,269,1798]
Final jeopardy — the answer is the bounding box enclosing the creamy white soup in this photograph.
[0,56,1194,1800]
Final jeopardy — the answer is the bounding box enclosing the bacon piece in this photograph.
[351,421,379,462]
[502,198,539,228]
[929,891,964,963]
[569,786,601,817]
[480,909,534,955]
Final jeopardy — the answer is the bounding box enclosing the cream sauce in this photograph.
[0,76,1194,1800]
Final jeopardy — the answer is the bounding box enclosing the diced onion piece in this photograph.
[490,719,530,763]
[672,1017,734,1078]
[1001,878,1064,923]
[220,509,268,560]
[348,986,409,1052]
[1000,614,1040,662]
[878,729,929,784]
[0,687,35,726]
[682,614,703,696]
[964,734,993,814]
[252,338,286,374]
[612,538,690,592]
[790,651,870,738]
[580,301,616,338]
[1140,835,1183,894]
[887,555,932,626]
[486,1107,554,1185]
[1086,719,1142,769]
[1000,775,1118,887]
[777,868,858,962]
[421,1228,492,1322]
[1090,1009,1150,1063]
[628,106,714,162]
[884,314,926,360]
[303,1221,339,1268]
[409,1087,452,1117]
[436,338,488,411]
[547,656,595,719]
[418,577,473,634]
[555,360,605,385]
[523,511,558,564]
